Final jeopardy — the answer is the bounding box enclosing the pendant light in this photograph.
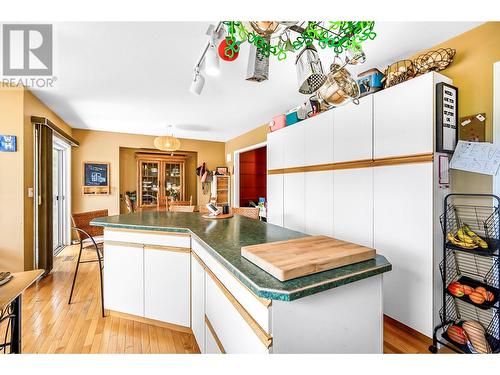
[154,125,181,155]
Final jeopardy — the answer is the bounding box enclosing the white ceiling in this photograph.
[30,22,481,142]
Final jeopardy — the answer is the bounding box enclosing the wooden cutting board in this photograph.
[241,236,376,281]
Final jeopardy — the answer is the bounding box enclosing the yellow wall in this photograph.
[412,22,500,194]
[72,129,225,215]
[0,87,25,271]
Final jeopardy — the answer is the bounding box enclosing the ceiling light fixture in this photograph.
[154,125,181,155]
[189,67,205,95]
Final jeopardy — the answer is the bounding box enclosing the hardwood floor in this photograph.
[1,244,448,354]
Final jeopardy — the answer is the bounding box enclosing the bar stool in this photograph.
[69,209,108,317]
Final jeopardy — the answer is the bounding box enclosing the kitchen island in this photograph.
[92,211,391,353]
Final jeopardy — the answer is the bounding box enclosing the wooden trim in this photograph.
[267,154,433,175]
[31,116,79,147]
[104,240,144,248]
[144,244,190,253]
[204,315,226,353]
[191,250,272,308]
[205,267,273,348]
[104,227,191,237]
[107,310,192,334]
[372,153,434,167]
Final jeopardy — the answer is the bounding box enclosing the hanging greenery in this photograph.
[222,21,376,61]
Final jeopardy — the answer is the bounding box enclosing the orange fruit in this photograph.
[475,287,488,299]
[463,285,474,295]
[485,291,495,302]
[469,291,486,304]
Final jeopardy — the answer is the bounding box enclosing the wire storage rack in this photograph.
[430,194,500,354]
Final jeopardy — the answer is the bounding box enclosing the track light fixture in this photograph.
[189,67,205,95]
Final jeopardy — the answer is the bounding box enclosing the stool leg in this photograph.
[96,247,105,317]
[68,242,84,305]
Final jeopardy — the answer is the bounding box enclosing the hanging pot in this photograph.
[295,45,327,95]
[316,62,360,107]
[249,21,280,36]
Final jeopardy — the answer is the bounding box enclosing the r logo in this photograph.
[2,24,53,76]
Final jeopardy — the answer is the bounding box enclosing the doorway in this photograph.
[52,137,71,255]
[233,142,267,208]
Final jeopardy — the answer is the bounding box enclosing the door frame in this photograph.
[53,136,72,249]
[232,141,267,208]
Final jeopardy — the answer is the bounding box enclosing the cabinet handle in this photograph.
[204,315,226,354]
[104,240,143,248]
[144,244,190,253]
[206,266,273,348]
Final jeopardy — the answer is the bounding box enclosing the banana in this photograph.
[462,224,488,249]
[447,232,479,249]
[457,228,475,244]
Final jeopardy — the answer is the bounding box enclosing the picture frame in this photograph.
[436,82,458,154]
[82,161,110,195]
[0,135,17,152]
[216,166,228,175]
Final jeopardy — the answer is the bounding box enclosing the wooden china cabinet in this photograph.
[136,153,186,208]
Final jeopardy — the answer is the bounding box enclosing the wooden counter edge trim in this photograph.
[204,315,226,353]
[144,244,191,253]
[205,266,273,348]
[103,240,144,248]
[107,310,192,334]
[191,248,272,309]
[267,153,433,175]
[104,227,191,237]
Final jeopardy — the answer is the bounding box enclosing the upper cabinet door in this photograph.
[267,130,284,170]
[304,111,334,166]
[283,122,305,168]
[373,73,434,159]
[333,96,373,163]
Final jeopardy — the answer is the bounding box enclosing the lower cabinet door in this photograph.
[104,242,144,316]
[205,271,270,354]
[373,163,434,337]
[144,246,190,327]
[305,170,334,236]
[283,172,305,232]
[267,174,283,226]
[333,168,373,248]
[191,254,205,353]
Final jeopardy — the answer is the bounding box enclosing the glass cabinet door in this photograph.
[164,162,182,201]
[140,161,159,205]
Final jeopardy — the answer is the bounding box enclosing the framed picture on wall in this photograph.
[82,161,110,195]
[436,82,458,153]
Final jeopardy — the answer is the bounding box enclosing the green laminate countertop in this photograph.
[91,212,391,301]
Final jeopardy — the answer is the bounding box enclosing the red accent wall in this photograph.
[239,147,267,207]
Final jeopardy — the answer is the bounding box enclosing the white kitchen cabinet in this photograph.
[304,111,334,166]
[267,174,284,227]
[283,172,305,232]
[205,319,224,354]
[267,130,284,170]
[373,73,434,158]
[305,170,334,236]
[205,272,269,354]
[333,96,373,162]
[144,246,190,327]
[373,162,434,337]
[191,253,205,353]
[103,242,144,317]
[333,168,373,248]
[283,122,305,168]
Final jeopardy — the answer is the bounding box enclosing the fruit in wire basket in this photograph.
[446,325,468,345]
[457,228,476,245]
[462,225,488,249]
[462,321,491,354]
[463,285,474,295]
[447,281,465,297]
[469,291,486,305]
[447,232,478,249]
[485,291,495,302]
[475,286,488,299]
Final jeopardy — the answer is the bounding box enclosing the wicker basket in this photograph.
[414,48,456,74]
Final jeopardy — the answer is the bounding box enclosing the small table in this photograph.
[0,269,44,354]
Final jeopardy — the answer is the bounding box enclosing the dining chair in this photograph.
[168,195,193,211]
[157,196,168,210]
[124,194,134,213]
[170,205,195,213]
[69,209,108,317]
[232,207,260,220]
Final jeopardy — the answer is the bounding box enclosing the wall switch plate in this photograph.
[226,153,232,163]
[27,187,34,198]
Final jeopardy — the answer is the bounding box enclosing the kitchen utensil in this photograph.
[241,235,376,281]
[414,48,456,74]
[295,45,327,94]
[357,68,384,97]
[218,38,239,61]
[346,44,366,65]
[382,60,416,88]
[316,62,360,107]
[249,21,280,36]
[246,41,270,82]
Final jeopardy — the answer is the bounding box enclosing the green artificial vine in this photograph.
[222,21,376,61]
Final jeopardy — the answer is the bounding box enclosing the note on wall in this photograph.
[450,140,500,176]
